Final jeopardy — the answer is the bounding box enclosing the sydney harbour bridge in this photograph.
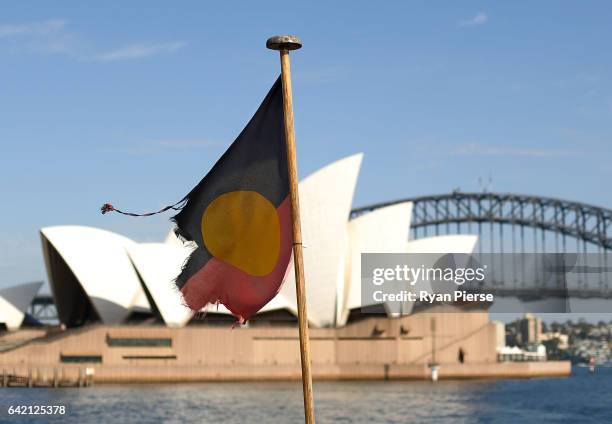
[352,191,612,300]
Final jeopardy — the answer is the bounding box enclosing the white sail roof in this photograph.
[0,281,42,331]
[279,153,363,327]
[40,226,150,324]
[340,201,413,325]
[126,243,194,327]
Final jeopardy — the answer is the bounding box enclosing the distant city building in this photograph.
[497,344,546,362]
[540,331,569,350]
[519,313,542,345]
[493,321,506,349]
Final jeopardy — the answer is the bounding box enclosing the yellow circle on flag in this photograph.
[201,190,280,276]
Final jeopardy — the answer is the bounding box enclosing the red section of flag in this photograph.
[180,197,293,323]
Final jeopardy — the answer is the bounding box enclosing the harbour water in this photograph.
[0,367,610,423]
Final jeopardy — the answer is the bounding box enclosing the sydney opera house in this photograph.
[37,154,476,329]
[0,154,570,382]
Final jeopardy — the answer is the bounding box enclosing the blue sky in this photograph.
[1,1,612,294]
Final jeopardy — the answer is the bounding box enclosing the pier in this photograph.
[1,367,93,388]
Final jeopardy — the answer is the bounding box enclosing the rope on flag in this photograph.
[100,198,187,217]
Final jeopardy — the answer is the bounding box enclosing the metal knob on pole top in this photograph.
[266,35,302,51]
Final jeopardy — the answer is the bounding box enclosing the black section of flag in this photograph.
[172,77,288,288]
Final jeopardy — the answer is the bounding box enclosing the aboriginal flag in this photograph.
[171,77,292,323]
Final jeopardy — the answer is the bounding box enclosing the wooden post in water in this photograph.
[431,317,436,364]
[266,34,315,424]
[429,317,439,382]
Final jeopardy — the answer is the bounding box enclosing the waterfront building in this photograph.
[0,154,572,380]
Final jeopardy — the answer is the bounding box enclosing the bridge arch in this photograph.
[352,192,612,251]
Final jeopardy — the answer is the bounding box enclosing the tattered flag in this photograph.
[103,78,293,324]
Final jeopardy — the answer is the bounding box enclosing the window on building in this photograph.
[122,355,177,360]
[106,334,172,347]
[60,354,102,363]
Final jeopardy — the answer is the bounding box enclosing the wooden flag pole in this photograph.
[266,35,315,424]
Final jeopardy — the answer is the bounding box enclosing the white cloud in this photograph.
[459,12,488,27]
[0,19,67,38]
[452,143,574,158]
[0,19,77,57]
[93,41,186,62]
[0,19,185,62]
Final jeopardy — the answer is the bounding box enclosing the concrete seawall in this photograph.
[91,362,570,383]
[1,361,571,384]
